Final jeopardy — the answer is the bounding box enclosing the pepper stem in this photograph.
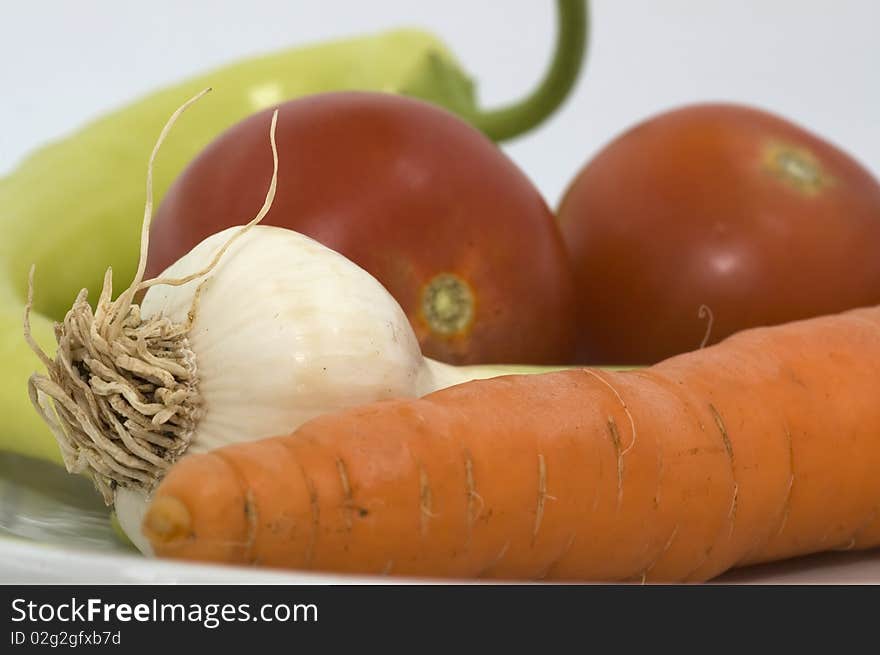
[474,0,589,142]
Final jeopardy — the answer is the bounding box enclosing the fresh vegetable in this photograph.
[23,94,570,554]
[0,1,586,467]
[1,1,586,326]
[558,103,880,364]
[144,302,880,581]
[144,92,578,365]
[1,271,58,464]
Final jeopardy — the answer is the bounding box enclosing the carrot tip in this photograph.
[142,495,193,545]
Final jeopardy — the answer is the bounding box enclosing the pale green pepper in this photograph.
[0,2,588,465]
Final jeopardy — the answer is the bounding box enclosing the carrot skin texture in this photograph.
[144,453,250,564]
[145,306,880,581]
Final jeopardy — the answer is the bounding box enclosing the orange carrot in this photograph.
[143,305,880,581]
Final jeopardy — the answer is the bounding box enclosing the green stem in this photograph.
[474,0,589,141]
[417,358,637,398]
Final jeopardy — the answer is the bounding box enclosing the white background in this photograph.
[1,1,879,206]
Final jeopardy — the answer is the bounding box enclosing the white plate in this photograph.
[0,452,383,584]
[2,452,879,584]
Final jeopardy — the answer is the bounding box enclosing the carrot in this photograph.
[142,305,880,581]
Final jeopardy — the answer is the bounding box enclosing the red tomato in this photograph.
[558,103,880,364]
[146,92,577,365]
